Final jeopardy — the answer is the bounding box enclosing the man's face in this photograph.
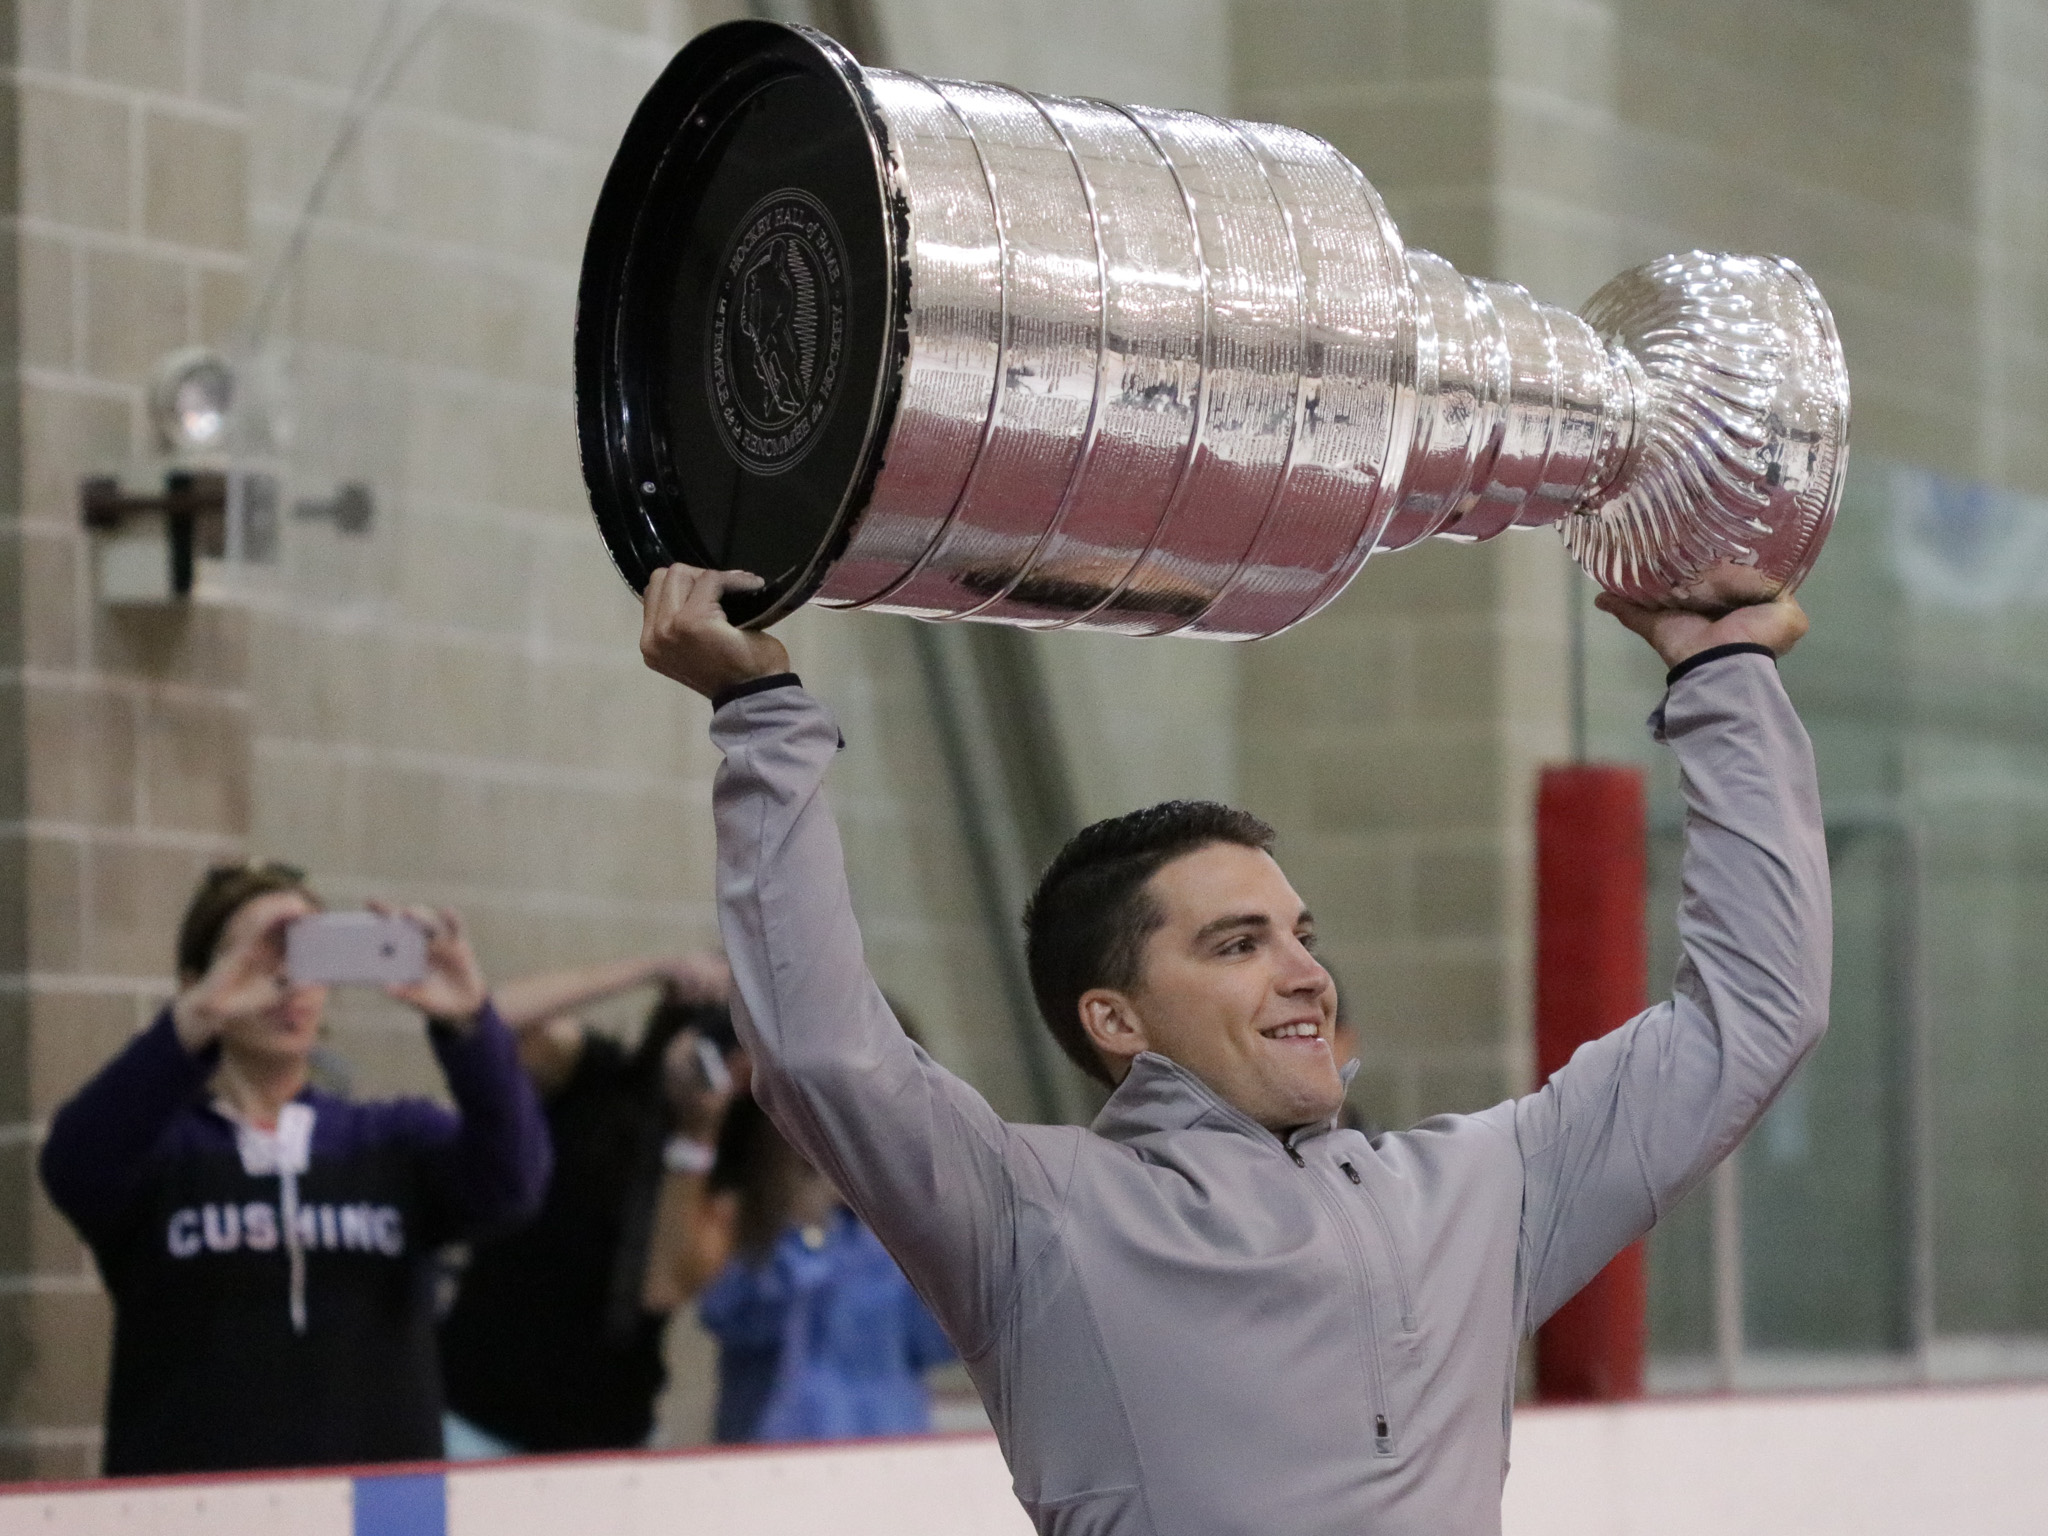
[1087,842,1343,1132]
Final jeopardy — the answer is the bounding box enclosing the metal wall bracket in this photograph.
[80,470,229,599]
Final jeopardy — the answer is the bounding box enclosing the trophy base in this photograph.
[1568,252,1848,608]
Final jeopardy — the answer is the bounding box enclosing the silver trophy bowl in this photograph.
[577,21,1849,636]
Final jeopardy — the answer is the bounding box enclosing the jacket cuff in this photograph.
[149,1004,222,1073]
[712,672,803,711]
[1665,641,1776,688]
[428,996,505,1045]
[428,999,526,1112]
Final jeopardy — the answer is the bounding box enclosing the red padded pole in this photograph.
[1533,763,1648,1402]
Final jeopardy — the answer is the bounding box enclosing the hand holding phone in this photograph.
[663,1027,736,1135]
[174,890,311,1051]
[369,902,490,1029]
[693,1035,733,1096]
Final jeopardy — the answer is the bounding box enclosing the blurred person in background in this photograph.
[695,1016,955,1444]
[1320,963,1376,1136]
[39,862,550,1477]
[437,953,739,1456]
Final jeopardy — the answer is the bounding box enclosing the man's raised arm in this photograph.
[641,565,1058,1359]
[1511,583,1833,1333]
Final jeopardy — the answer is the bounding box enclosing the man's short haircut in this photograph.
[176,861,319,982]
[1023,801,1276,1087]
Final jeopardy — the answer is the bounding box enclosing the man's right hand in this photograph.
[1595,563,1809,672]
[639,564,791,700]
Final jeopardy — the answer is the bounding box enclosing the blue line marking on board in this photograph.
[353,1471,447,1536]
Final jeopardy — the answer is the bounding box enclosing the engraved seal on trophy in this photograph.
[577,20,1850,633]
[707,189,849,476]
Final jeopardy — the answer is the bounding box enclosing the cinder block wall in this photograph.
[232,0,1044,1113]
[1231,0,1573,1131]
[1228,0,2011,1144]
[1,0,255,1479]
[0,0,1049,1475]
[236,0,715,1097]
[15,0,2027,1475]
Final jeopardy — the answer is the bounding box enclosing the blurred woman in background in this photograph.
[39,862,550,1476]
[694,1007,956,1445]
[436,952,741,1456]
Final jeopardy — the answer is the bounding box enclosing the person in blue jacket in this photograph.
[697,1094,954,1443]
[39,861,551,1476]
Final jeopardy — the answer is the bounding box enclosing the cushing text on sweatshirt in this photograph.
[39,1004,551,1476]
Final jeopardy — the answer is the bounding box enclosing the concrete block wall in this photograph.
[1231,0,1575,1130]
[1227,0,2024,1142]
[238,0,711,1096]
[11,0,2035,1477]
[1240,543,1540,1132]
[233,0,1041,1112]
[0,0,1050,1475]
[1593,0,1982,488]
[1,0,257,1479]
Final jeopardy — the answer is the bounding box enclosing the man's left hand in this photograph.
[640,564,791,699]
[1596,563,1809,670]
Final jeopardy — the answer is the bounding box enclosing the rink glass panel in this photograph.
[1594,456,2048,1387]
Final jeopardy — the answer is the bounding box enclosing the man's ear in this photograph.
[1079,989,1147,1076]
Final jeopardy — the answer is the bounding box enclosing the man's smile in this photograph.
[1260,1020,1326,1043]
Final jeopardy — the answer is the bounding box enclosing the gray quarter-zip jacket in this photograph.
[710,649,1830,1535]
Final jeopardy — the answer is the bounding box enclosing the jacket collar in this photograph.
[1090,1051,1360,1149]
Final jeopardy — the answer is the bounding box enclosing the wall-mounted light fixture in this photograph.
[149,346,236,454]
[81,469,231,600]
[80,348,373,604]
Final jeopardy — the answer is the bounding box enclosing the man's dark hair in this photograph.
[1023,801,1276,1087]
[176,860,319,982]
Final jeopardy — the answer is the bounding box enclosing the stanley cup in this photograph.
[576,21,1850,637]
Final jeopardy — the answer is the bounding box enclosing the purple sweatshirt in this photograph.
[40,1003,551,1476]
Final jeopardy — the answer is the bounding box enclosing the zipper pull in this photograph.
[1286,1144,1306,1167]
[1341,1161,1361,1184]
[1374,1413,1394,1454]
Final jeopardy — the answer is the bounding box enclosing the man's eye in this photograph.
[1298,932,1317,951]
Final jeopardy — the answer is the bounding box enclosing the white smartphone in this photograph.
[693,1035,733,1096]
[286,912,428,987]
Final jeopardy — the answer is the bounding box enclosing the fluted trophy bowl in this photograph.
[576,20,1849,636]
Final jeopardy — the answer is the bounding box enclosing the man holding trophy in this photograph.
[636,559,1823,1535]
[581,20,1844,1532]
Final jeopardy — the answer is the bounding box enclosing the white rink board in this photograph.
[1502,1383,2048,1536]
[3,1384,2046,1534]
[446,1435,1033,1536]
[0,1476,351,1536]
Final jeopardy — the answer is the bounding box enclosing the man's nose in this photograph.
[1277,939,1328,995]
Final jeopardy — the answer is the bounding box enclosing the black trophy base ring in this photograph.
[576,21,902,629]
